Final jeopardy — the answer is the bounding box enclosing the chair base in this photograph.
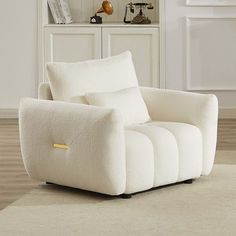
[45,180,194,198]
[45,182,133,199]
[184,179,194,184]
[120,194,132,199]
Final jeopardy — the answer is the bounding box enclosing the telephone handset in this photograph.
[124,2,154,24]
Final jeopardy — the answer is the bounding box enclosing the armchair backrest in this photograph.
[45,51,138,103]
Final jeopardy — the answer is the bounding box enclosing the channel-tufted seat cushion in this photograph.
[125,122,202,194]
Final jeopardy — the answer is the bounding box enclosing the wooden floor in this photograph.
[0,119,235,211]
[0,119,39,210]
[217,119,236,150]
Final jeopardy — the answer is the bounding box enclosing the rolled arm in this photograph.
[19,98,126,195]
[141,87,218,175]
[38,82,53,100]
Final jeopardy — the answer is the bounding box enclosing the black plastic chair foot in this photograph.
[46,182,53,185]
[184,179,193,184]
[121,194,132,199]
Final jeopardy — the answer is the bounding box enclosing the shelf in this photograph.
[44,22,160,28]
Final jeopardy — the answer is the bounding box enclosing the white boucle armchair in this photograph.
[19,52,218,198]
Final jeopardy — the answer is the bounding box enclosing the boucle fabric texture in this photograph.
[20,86,218,195]
[46,51,138,102]
[21,51,218,195]
[85,87,150,126]
[39,83,218,176]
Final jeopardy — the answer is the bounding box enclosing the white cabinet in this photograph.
[43,25,160,87]
[40,0,161,88]
[102,27,159,87]
[44,27,101,62]
[44,27,101,80]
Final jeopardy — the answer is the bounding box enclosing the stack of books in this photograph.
[48,0,73,24]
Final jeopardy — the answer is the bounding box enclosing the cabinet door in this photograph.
[44,27,101,81]
[102,27,159,87]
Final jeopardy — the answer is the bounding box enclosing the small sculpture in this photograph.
[90,0,113,24]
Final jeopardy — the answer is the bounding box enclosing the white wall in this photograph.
[164,0,236,118]
[0,0,235,118]
[0,0,38,117]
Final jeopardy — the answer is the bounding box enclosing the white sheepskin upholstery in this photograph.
[140,87,218,175]
[21,69,218,195]
[19,98,126,195]
[146,122,202,182]
[126,124,179,187]
[38,82,52,100]
[85,87,150,126]
[47,51,138,102]
[124,130,154,194]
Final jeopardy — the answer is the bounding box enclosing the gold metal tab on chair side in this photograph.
[53,144,69,150]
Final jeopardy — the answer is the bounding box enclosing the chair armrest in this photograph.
[19,98,126,195]
[38,82,53,100]
[140,87,218,175]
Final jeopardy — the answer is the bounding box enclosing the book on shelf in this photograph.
[48,0,73,24]
[59,0,73,24]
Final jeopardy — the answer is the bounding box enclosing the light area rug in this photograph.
[0,164,236,236]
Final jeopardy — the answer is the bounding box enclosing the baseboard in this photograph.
[0,109,18,119]
[219,108,236,119]
[0,108,235,119]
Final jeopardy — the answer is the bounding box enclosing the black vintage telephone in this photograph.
[124,2,154,24]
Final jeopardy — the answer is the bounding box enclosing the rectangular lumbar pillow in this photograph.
[85,87,150,126]
[46,51,139,102]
